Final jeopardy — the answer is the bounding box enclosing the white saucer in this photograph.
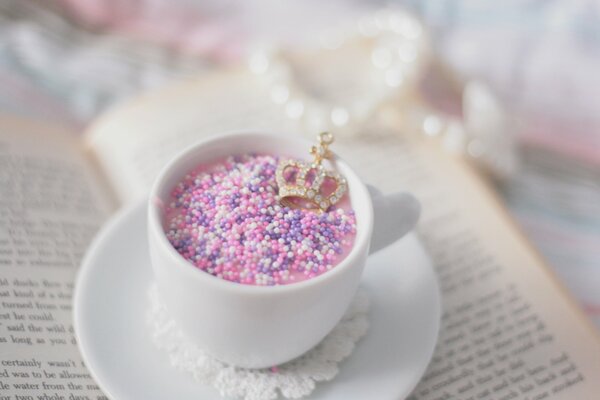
[74,202,440,400]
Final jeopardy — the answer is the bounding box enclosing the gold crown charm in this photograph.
[276,132,347,212]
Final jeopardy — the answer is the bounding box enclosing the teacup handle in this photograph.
[367,185,421,254]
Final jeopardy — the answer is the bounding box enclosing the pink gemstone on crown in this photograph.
[276,158,347,212]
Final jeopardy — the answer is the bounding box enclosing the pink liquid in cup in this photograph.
[163,154,357,286]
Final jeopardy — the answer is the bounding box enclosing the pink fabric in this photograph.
[56,0,244,61]
[520,119,600,167]
[438,23,600,165]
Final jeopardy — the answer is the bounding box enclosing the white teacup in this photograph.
[148,131,420,368]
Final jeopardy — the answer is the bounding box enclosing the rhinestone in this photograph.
[275,141,347,212]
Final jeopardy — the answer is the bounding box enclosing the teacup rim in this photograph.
[148,130,374,295]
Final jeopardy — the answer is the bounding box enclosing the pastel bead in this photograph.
[164,154,356,286]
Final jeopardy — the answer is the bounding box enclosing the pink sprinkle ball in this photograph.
[164,154,357,286]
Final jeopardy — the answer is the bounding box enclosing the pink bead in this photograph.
[163,154,357,286]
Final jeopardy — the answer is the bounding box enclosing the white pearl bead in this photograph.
[385,68,404,88]
[249,53,270,74]
[331,107,349,126]
[388,14,407,33]
[271,85,290,104]
[423,115,443,137]
[286,100,305,119]
[400,19,423,40]
[371,47,393,69]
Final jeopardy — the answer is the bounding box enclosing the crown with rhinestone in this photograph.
[276,132,347,212]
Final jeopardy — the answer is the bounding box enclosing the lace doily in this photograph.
[147,284,369,400]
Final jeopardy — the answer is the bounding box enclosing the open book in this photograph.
[1,68,598,399]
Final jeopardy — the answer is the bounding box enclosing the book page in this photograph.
[86,69,300,204]
[334,134,600,399]
[0,117,114,399]
[86,69,600,398]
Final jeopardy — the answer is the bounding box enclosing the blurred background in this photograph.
[1,0,599,325]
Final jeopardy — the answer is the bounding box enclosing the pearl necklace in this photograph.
[248,9,429,135]
[247,9,516,179]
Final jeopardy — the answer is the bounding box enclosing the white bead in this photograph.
[385,68,404,88]
[371,47,393,69]
[399,18,423,39]
[286,100,305,119]
[271,85,290,104]
[331,107,349,127]
[423,115,443,137]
